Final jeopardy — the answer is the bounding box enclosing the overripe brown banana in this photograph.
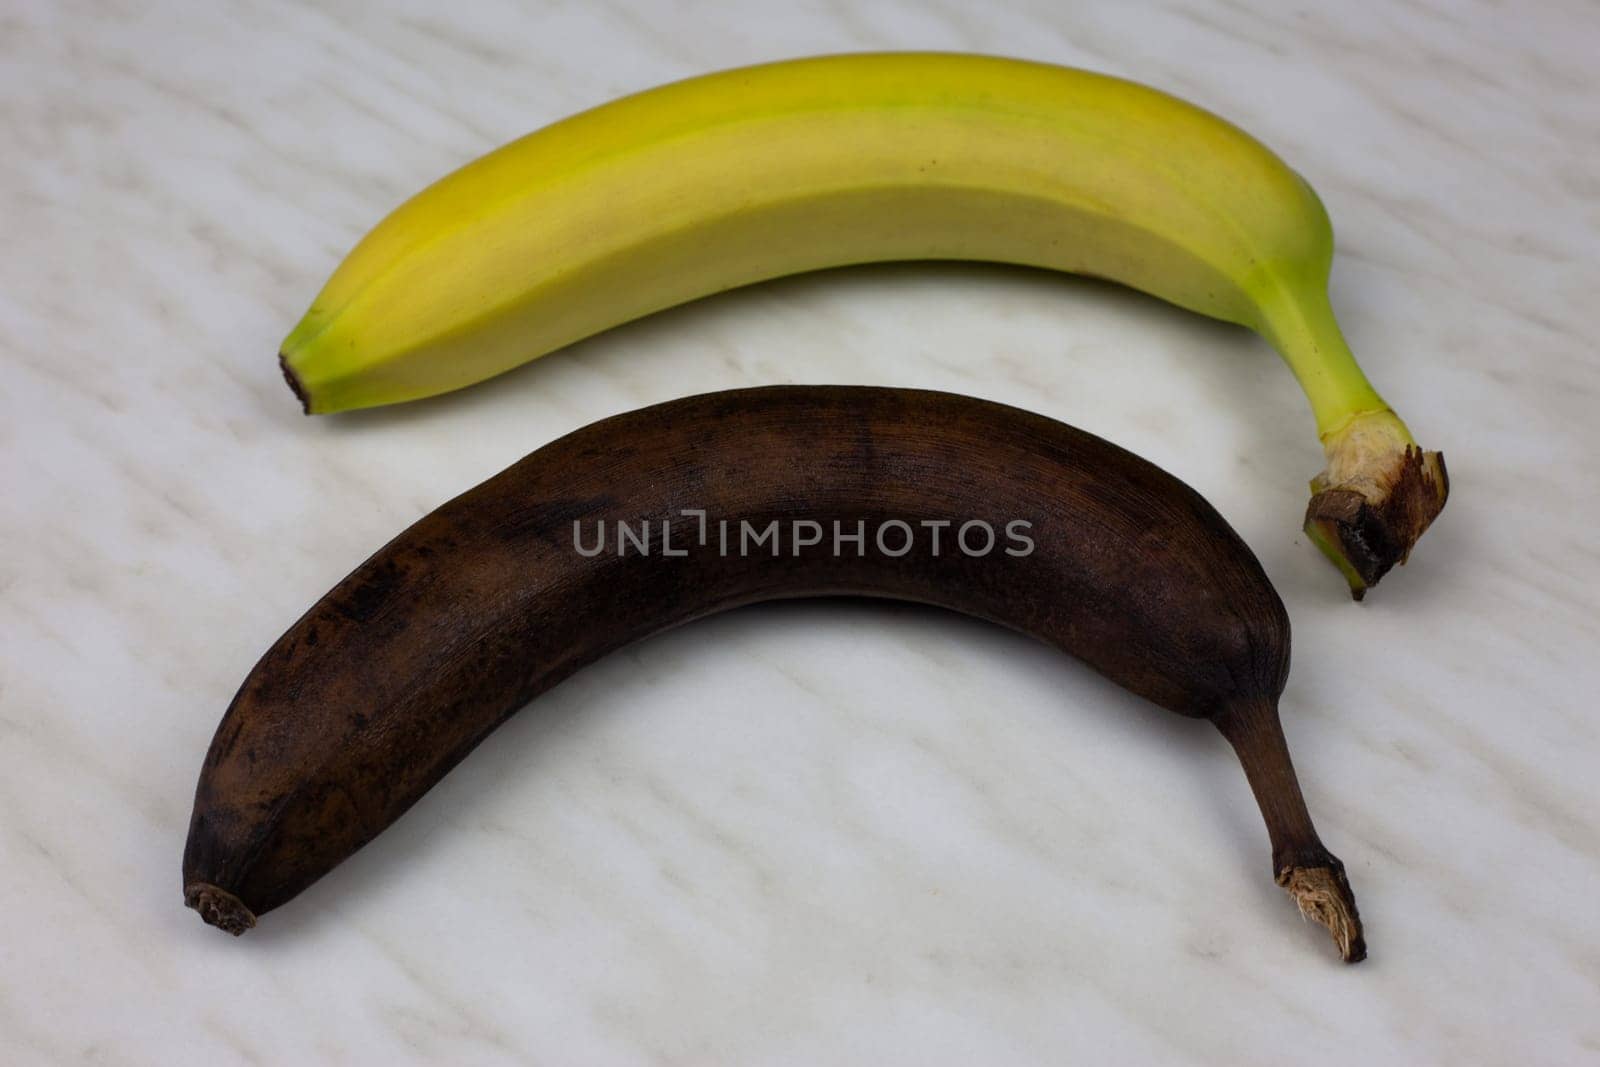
[184,386,1365,961]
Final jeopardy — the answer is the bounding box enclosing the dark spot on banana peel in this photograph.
[334,557,410,623]
[184,386,1365,962]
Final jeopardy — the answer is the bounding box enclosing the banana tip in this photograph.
[279,352,311,415]
[185,882,257,936]
[1279,865,1366,963]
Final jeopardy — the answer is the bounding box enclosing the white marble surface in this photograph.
[3,0,1598,1062]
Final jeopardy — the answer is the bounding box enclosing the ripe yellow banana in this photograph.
[280,51,1447,597]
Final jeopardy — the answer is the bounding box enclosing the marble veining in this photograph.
[3,0,1598,1063]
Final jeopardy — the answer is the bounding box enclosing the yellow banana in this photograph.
[280,51,1446,597]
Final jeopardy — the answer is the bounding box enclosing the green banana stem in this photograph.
[1255,282,1384,436]
[1256,284,1448,599]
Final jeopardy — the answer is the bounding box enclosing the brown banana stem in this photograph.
[1217,698,1365,962]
